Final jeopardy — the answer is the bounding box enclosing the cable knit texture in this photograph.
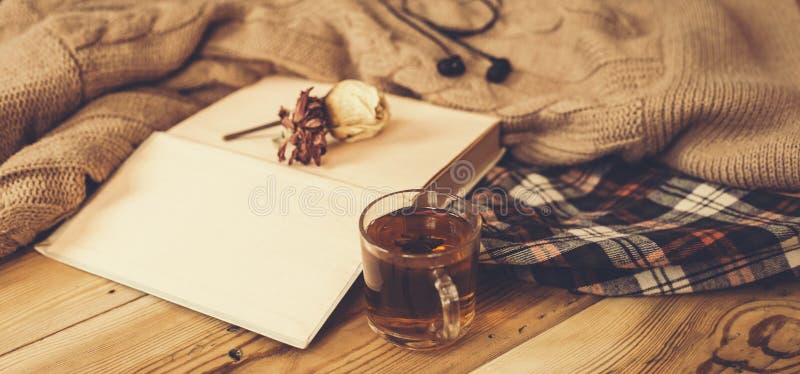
[1,0,799,258]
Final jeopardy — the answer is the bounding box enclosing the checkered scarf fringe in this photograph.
[472,157,800,296]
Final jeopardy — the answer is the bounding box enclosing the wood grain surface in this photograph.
[0,251,598,373]
[476,275,800,373]
[1,249,798,373]
[0,250,143,355]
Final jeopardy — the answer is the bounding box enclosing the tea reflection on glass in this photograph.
[359,189,480,350]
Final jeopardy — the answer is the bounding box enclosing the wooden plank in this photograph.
[217,269,599,374]
[0,267,599,373]
[0,250,143,355]
[0,295,270,373]
[475,276,800,373]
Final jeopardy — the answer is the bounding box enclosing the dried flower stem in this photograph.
[222,120,281,141]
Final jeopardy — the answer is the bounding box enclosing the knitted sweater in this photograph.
[1,0,799,258]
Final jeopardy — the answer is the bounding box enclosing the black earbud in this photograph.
[437,55,466,77]
[486,58,512,83]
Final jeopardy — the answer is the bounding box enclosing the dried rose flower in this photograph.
[325,80,390,142]
[276,88,328,166]
[275,80,390,166]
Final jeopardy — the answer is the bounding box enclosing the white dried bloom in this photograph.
[325,80,390,142]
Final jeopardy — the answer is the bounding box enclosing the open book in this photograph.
[35,76,503,348]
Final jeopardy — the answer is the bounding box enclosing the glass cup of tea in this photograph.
[359,189,481,350]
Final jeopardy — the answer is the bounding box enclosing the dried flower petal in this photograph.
[276,87,329,165]
[305,118,323,128]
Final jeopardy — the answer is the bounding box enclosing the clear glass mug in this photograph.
[359,189,481,350]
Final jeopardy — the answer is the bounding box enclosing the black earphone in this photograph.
[381,0,512,83]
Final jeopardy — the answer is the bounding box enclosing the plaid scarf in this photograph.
[473,157,800,296]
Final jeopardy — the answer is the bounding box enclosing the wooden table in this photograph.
[1,248,798,373]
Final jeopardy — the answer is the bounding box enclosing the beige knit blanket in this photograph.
[1,0,799,259]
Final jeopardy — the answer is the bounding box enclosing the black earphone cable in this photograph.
[381,0,512,83]
[379,0,454,55]
[401,0,501,39]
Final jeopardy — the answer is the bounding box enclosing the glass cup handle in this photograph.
[432,267,461,341]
